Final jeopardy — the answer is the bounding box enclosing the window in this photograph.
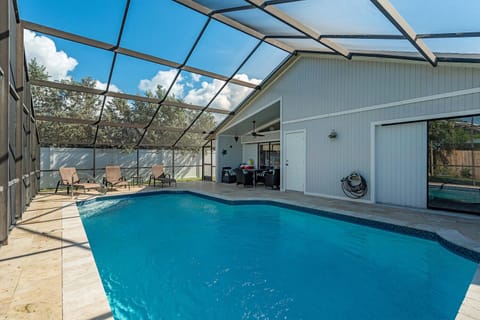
[428,116,480,214]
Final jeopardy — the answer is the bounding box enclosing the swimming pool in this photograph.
[78,192,478,320]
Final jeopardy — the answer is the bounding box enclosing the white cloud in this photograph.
[138,72,262,111]
[184,73,261,110]
[95,80,121,93]
[191,73,202,82]
[24,30,77,81]
[94,81,122,105]
[233,73,261,85]
[138,69,183,97]
[183,78,225,107]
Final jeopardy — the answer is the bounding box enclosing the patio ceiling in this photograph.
[17,0,480,149]
[220,100,280,137]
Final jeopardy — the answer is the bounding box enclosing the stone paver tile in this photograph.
[0,268,22,301]
[6,276,61,320]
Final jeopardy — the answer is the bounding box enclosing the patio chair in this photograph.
[104,166,129,190]
[221,167,236,183]
[264,169,280,189]
[234,168,254,187]
[149,165,176,187]
[55,167,102,194]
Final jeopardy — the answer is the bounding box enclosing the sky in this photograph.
[18,0,290,113]
[18,0,480,112]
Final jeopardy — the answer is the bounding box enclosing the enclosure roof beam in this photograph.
[29,79,231,115]
[245,0,351,58]
[294,49,480,65]
[36,116,95,125]
[30,79,102,94]
[182,65,257,88]
[417,31,480,39]
[269,31,480,40]
[370,0,437,66]
[211,0,302,14]
[21,21,257,89]
[36,115,205,133]
[21,21,115,51]
[174,0,294,54]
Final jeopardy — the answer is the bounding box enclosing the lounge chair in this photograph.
[104,166,129,190]
[149,165,176,187]
[55,167,102,194]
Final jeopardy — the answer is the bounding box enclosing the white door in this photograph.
[284,131,305,192]
[375,122,427,208]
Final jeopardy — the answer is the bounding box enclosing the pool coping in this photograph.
[62,201,113,320]
[73,188,480,319]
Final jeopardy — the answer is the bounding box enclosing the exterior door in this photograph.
[284,131,305,192]
[375,122,427,207]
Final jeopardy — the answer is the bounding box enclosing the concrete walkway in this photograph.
[0,181,479,319]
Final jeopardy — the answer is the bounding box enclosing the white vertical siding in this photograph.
[375,123,427,208]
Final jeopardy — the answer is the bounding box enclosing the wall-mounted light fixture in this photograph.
[328,129,337,139]
[234,136,239,142]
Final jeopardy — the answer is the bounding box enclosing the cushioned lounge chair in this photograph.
[149,165,176,187]
[104,166,129,190]
[55,167,101,194]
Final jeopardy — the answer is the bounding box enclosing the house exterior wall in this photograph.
[216,136,242,179]
[230,55,480,205]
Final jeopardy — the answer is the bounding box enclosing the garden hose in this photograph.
[341,172,368,199]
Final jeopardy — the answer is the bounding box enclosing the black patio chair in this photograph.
[264,169,280,189]
[234,168,254,187]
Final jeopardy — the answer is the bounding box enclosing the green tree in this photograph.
[428,119,469,176]
[29,60,217,149]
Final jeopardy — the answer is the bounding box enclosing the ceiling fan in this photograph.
[251,120,264,137]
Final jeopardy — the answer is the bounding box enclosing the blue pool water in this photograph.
[78,193,478,320]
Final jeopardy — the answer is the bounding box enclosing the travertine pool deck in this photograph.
[0,181,479,319]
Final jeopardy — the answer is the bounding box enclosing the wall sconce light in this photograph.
[222,149,227,155]
[234,136,239,142]
[328,129,337,139]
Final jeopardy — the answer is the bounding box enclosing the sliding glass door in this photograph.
[258,142,280,169]
[428,116,480,214]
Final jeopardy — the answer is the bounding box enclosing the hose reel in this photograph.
[341,172,367,199]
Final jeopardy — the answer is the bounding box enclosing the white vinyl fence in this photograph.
[40,147,202,189]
